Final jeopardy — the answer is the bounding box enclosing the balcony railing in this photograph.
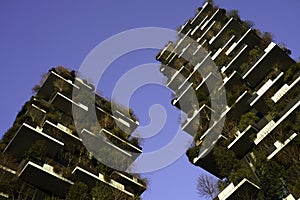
[72,166,135,197]
[111,171,146,195]
[19,161,73,197]
[216,178,260,200]
[271,75,300,103]
[3,123,64,159]
[43,120,82,144]
[37,71,79,101]
[267,133,297,160]
[50,92,88,115]
[254,100,299,145]
[228,125,257,159]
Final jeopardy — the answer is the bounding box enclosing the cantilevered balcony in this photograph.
[221,44,249,75]
[267,133,297,160]
[156,42,173,62]
[74,77,94,91]
[19,161,73,197]
[225,29,261,56]
[189,2,213,27]
[199,8,225,34]
[114,110,139,131]
[182,104,212,135]
[99,128,142,154]
[215,178,260,200]
[50,92,88,115]
[250,72,284,113]
[283,194,298,200]
[227,91,252,121]
[171,52,213,92]
[3,123,64,159]
[96,106,139,135]
[243,42,295,88]
[42,120,82,144]
[228,125,257,159]
[37,71,79,101]
[209,17,243,49]
[271,75,300,103]
[211,35,235,62]
[111,171,146,196]
[171,83,196,114]
[218,71,243,93]
[72,166,135,198]
[254,100,300,145]
[80,129,141,171]
[196,71,220,95]
[193,135,227,179]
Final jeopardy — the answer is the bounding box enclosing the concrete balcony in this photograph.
[225,29,261,56]
[254,100,299,145]
[271,75,300,103]
[196,71,220,95]
[37,71,79,101]
[189,2,213,27]
[99,128,142,154]
[72,166,135,198]
[178,19,192,35]
[50,92,88,115]
[227,91,252,121]
[243,42,295,88]
[174,52,212,91]
[211,35,235,61]
[156,42,173,62]
[171,85,197,115]
[228,125,257,159]
[196,21,216,44]
[209,18,243,49]
[42,120,82,144]
[19,161,73,197]
[283,194,298,200]
[182,104,212,135]
[267,132,297,160]
[215,178,260,200]
[193,135,227,179]
[3,123,64,159]
[96,106,139,135]
[200,9,225,33]
[250,72,284,111]
[114,110,139,130]
[221,44,248,75]
[74,77,94,91]
[80,129,141,171]
[111,171,146,196]
[218,71,243,93]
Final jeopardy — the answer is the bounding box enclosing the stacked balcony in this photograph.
[157,2,300,199]
[215,178,260,200]
[0,67,146,198]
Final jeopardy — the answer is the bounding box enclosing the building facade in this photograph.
[0,67,146,199]
[157,2,299,199]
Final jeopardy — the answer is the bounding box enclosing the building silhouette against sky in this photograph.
[0,67,146,199]
[157,2,299,199]
[0,1,299,200]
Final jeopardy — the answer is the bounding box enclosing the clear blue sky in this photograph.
[0,1,299,199]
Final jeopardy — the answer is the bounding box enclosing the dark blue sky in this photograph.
[0,1,299,199]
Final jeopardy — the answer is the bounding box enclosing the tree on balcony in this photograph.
[238,112,259,132]
[91,182,135,200]
[66,181,90,200]
[23,140,47,162]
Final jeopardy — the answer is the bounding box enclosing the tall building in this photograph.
[0,67,146,199]
[157,2,299,199]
